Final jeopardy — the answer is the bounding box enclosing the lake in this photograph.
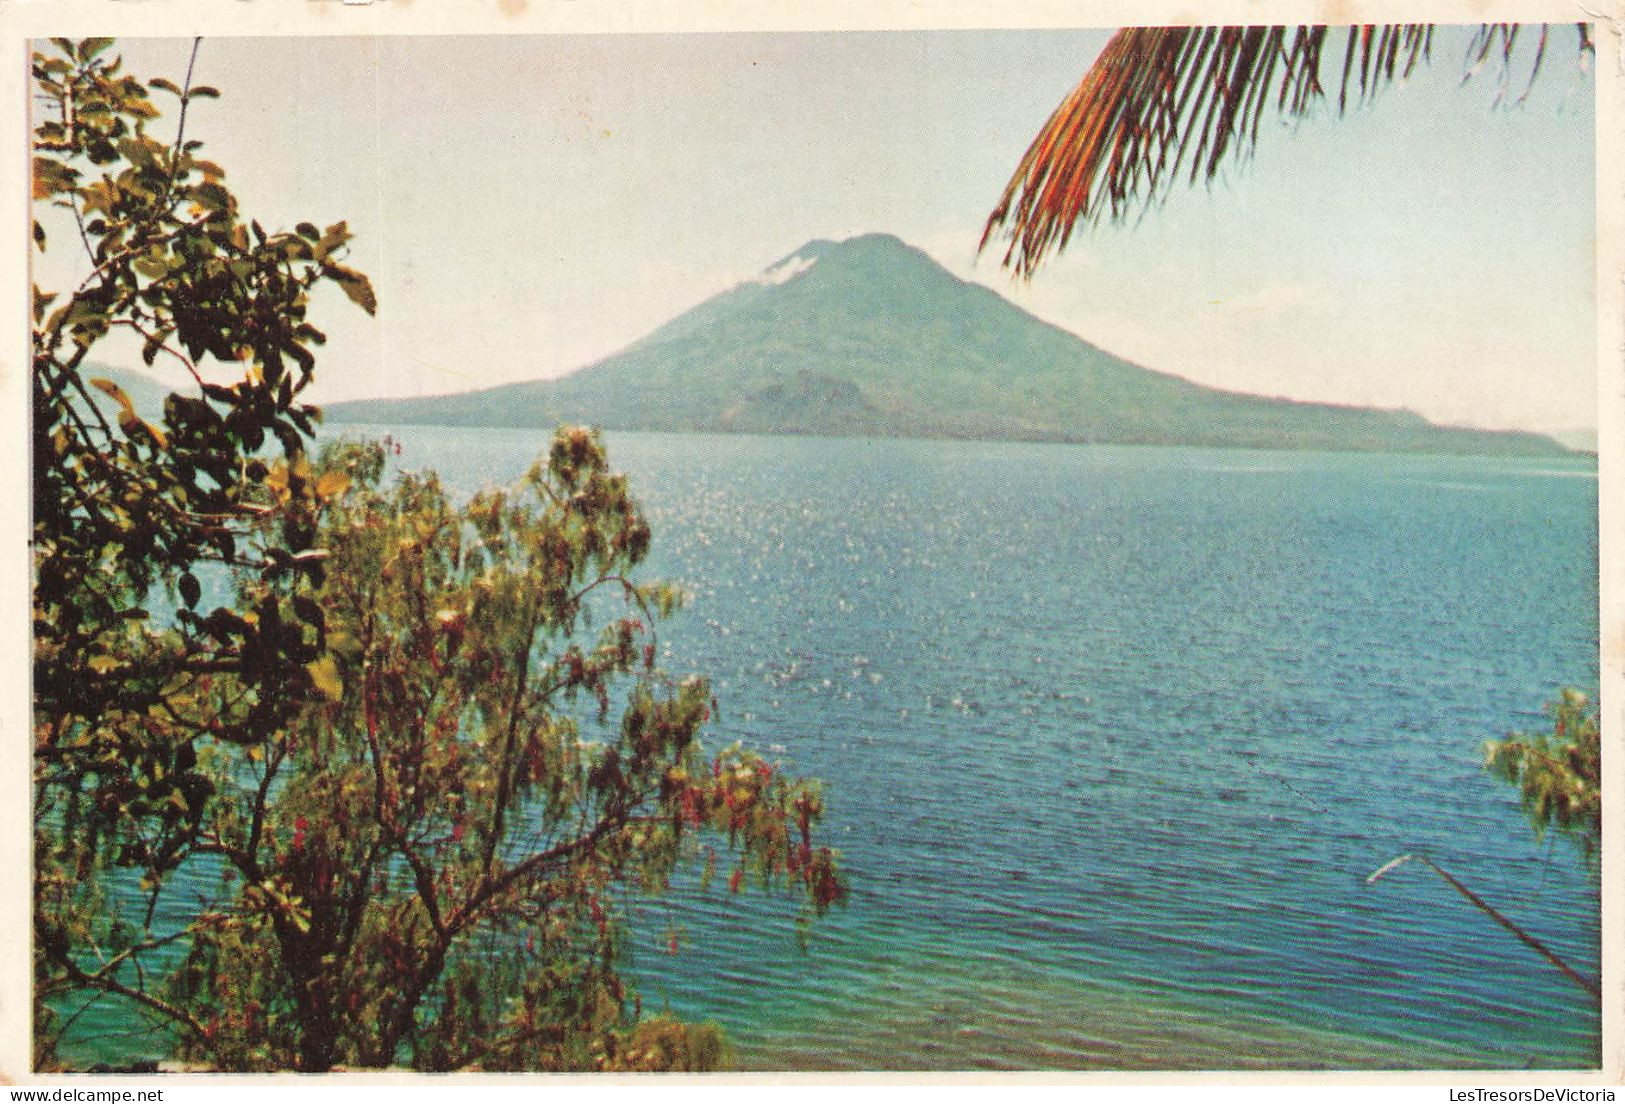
[75,424,1604,1070]
[350,425,1600,1071]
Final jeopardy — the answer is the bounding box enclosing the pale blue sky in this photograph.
[77,30,1596,434]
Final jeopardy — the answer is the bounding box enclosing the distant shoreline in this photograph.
[319,418,1590,464]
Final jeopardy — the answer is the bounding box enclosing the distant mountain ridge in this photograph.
[253,234,1576,455]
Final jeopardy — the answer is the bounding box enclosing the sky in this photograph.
[48,29,1599,435]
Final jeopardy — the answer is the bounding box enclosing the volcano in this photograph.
[323,233,1567,456]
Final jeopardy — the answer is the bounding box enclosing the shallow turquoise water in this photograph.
[67,427,1602,1070]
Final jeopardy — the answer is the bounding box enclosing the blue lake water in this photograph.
[349,425,1601,1071]
[75,425,1603,1070]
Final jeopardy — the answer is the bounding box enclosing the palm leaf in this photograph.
[983,22,1593,277]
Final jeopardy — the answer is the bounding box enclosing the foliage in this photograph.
[1485,689,1601,864]
[33,39,845,1072]
[146,431,844,1072]
[32,35,377,1066]
[982,23,1595,276]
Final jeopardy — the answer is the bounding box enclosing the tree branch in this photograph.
[52,945,210,1045]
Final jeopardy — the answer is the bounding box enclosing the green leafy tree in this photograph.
[1485,689,1601,864]
[33,38,845,1072]
[32,35,378,1066]
[143,430,844,1072]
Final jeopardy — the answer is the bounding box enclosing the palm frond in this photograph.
[1367,852,1599,998]
[983,22,1592,278]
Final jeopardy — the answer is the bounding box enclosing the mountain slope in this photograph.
[331,233,1565,455]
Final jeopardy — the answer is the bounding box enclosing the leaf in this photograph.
[178,572,201,610]
[284,902,311,934]
[187,85,221,100]
[327,265,377,315]
[193,181,232,213]
[315,469,351,500]
[124,410,168,448]
[315,221,352,260]
[148,76,182,97]
[117,137,157,171]
[285,339,316,375]
[306,653,343,702]
[88,376,136,415]
[91,378,168,449]
[134,255,169,280]
[292,595,324,628]
[326,630,364,663]
[33,157,78,199]
[77,38,115,62]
